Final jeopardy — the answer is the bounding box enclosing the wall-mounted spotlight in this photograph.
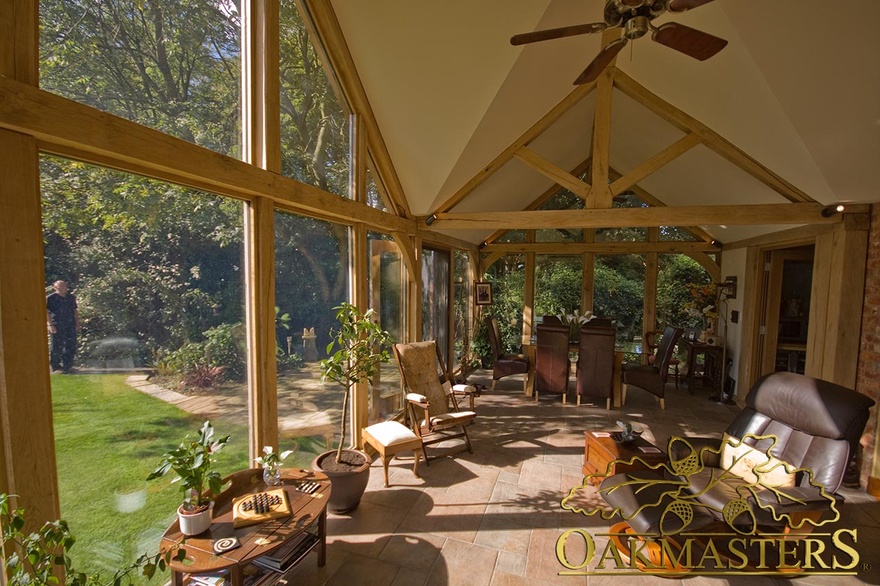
[425,214,437,226]
[821,204,846,218]
[710,239,721,248]
[479,242,487,249]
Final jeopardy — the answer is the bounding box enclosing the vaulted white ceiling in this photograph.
[330,0,880,244]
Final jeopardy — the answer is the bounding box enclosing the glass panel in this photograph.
[274,210,349,465]
[452,251,470,374]
[595,254,645,349]
[366,232,406,423]
[366,166,387,211]
[42,156,249,583]
[537,190,583,243]
[421,248,450,363]
[280,1,350,196]
[657,254,713,331]
[596,192,647,242]
[40,0,242,158]
[496,230,527,243]
[535,255,583,318]
[484,254,525,355]
[660,226,699,241]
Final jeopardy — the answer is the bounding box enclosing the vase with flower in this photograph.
[557,309,594,343]
[254,445,295,486]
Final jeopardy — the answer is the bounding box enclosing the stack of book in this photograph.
[189,572,229,586]
[251,531,318,573]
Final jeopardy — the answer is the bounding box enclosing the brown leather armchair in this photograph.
[486,316,529,390]
[599,372,876,540]
[534,322,570,402]
[620,326,683,409]
[575,320,615,409]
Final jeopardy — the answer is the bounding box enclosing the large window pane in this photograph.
[40,0,242,157]
[43,156,249,583]
[537,190,583,243]
[596,192,647,242]
[367,232,406,422]
[452,251,470,373]
[484,254,525,355]
[658,254,713,331]
[280,2,350,196]
[595,254,645,346]
[422,248,450,362]
[535,255,583,317]
[274,210,349,464]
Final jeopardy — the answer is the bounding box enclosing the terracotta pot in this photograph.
[178,502,213,536]
[311,449,371,514]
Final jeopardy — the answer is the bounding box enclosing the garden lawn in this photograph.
[51,374,250,584]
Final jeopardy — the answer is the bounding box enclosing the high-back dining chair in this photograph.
[394,341,476,464]
[575,320,616,409]
[534,322,571,402]
[486,316,529,390]
[620,326,683,409]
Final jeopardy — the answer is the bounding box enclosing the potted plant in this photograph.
[147,420,230,536]
[315,302,393,513]
[254,445,294,486]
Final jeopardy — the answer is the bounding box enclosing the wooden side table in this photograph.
[582,431,667,486]
[161,468,330,586]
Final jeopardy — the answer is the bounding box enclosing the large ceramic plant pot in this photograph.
[312,449,371,514]
[178,502,214,536]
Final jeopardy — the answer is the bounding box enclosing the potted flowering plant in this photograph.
[147,420,229,536]
[315,302,393,513]
[557,309,594,342]
[254,445,294,486]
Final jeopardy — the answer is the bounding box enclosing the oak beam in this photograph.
[609,133,702,196]
[686,252,721,282]
[0,0,37,85]
[0,77,415,235]
[513,147,591,198]
[613,70,815,204]
[244,197,278,459]
[483,241,720,254]
[484,157,592,246]
[588,29,620,209]
[426,204,864,231]
[0,130,59,530]
[432,82,596,214]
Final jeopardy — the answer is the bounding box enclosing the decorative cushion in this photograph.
[365,421,419,447]
[720,433,796,488]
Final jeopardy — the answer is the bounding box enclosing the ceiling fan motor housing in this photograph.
[605,0,668,27]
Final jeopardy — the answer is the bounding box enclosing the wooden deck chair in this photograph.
[394,341,477,464]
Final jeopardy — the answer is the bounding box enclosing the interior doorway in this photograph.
[757,245,815,376]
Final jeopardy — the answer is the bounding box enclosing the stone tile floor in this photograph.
[282,374,880,585]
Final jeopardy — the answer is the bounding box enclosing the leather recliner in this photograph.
[600,372,876,536]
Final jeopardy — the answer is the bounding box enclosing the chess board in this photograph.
[232,489,291,528]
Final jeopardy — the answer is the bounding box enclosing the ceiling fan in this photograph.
[510,0,727,85]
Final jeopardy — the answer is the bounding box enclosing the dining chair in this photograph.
[575,320,616,409]
[620,326,683,409]
[486,316,529,390]
[645,329,681,388]
[534,322,571,402]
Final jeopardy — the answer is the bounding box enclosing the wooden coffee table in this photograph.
[161,468,331,586]
[582,431,667,485]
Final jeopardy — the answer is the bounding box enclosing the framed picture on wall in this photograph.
[475,281,493,305]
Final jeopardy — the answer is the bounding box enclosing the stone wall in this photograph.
[856,203,880,489]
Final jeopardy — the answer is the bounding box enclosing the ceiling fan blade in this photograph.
[667,0,718,12]
[511,22,607,46]
[651,22,727,61]
[574,38,627,85]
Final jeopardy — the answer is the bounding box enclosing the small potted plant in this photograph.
[315,302,393,513]
[147,420,230,536]
[254,445,294,486]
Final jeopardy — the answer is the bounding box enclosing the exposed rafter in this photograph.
[610,132,702,196]
[423,204,867,231]
[482,241,720,254]
[513,146,591,199]
[613,69,815,204]
[431,81,597,215]
[587,28,620,210]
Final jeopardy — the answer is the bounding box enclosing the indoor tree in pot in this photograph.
[147,420,230,536]
[315,302,393,513]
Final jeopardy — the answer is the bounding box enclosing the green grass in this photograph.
[51,374,250,583]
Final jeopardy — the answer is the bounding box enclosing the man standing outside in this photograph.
[47,280,79,373]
